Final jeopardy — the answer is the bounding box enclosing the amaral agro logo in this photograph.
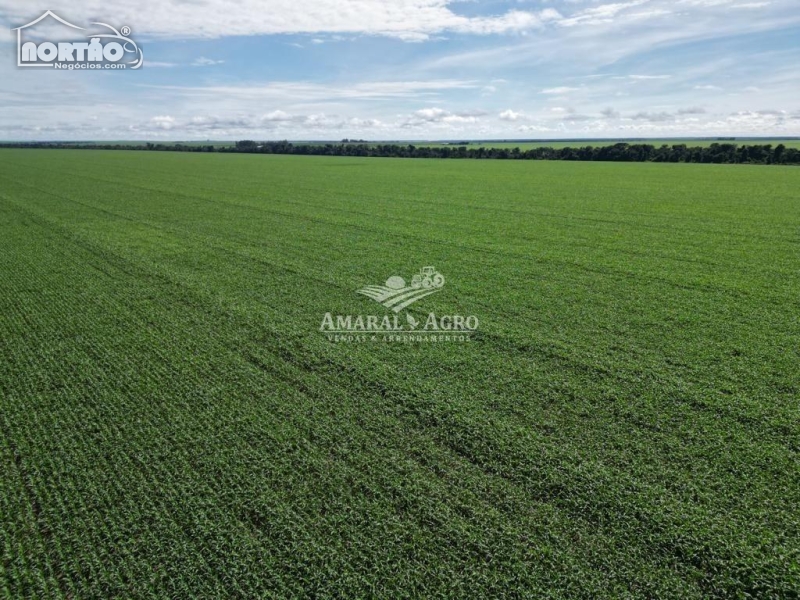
[321,266,479,343]
[357,266,445,313]
[14,11,143,70]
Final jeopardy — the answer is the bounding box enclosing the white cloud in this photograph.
[0,1,562,41]
[559,0,651,27]
[540,86,580,94]
[414,107,449,120]
[2,101,799,140]
[262,110,294,122]
[303,113,342,127]
[135,111,387,135]
[499,109,522,121]
[348,117,382,128]
[138,80,482,103]
[627,74,671,80]
[425,0,800,78]
[517,124,555,133]
[1,1,798,141]
[401,107,487,127]
[151,115,175,129]
[192,57,225,66]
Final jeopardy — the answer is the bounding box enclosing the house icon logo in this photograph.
[13,11,143,70]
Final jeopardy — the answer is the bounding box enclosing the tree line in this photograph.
[1,140,798,165]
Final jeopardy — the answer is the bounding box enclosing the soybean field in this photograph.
[1,149,798,598]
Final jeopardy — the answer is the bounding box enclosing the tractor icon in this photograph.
[411,266,445,289]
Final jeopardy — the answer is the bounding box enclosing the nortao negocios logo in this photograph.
[13,11,143,70]
[320,266,479,343]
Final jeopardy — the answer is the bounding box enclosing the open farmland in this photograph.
[1,149,799,598]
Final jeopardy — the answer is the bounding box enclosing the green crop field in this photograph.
[1,149,798,598]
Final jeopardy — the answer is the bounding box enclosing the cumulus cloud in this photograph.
[405,107,485,126]
[139,111,387,135]
[517,124,555,133]
[2,101,798,140]
[348,117,382,128]
[151,115,175,129]
[414,107,450,121]
[262,110,294,122]
[499,109,523,121]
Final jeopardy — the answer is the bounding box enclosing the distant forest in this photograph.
[2,140,799,165]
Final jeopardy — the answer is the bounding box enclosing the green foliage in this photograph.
[1,150,799,598]
[2,140,800,164]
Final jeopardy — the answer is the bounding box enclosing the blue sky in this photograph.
[1,0,799,140]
